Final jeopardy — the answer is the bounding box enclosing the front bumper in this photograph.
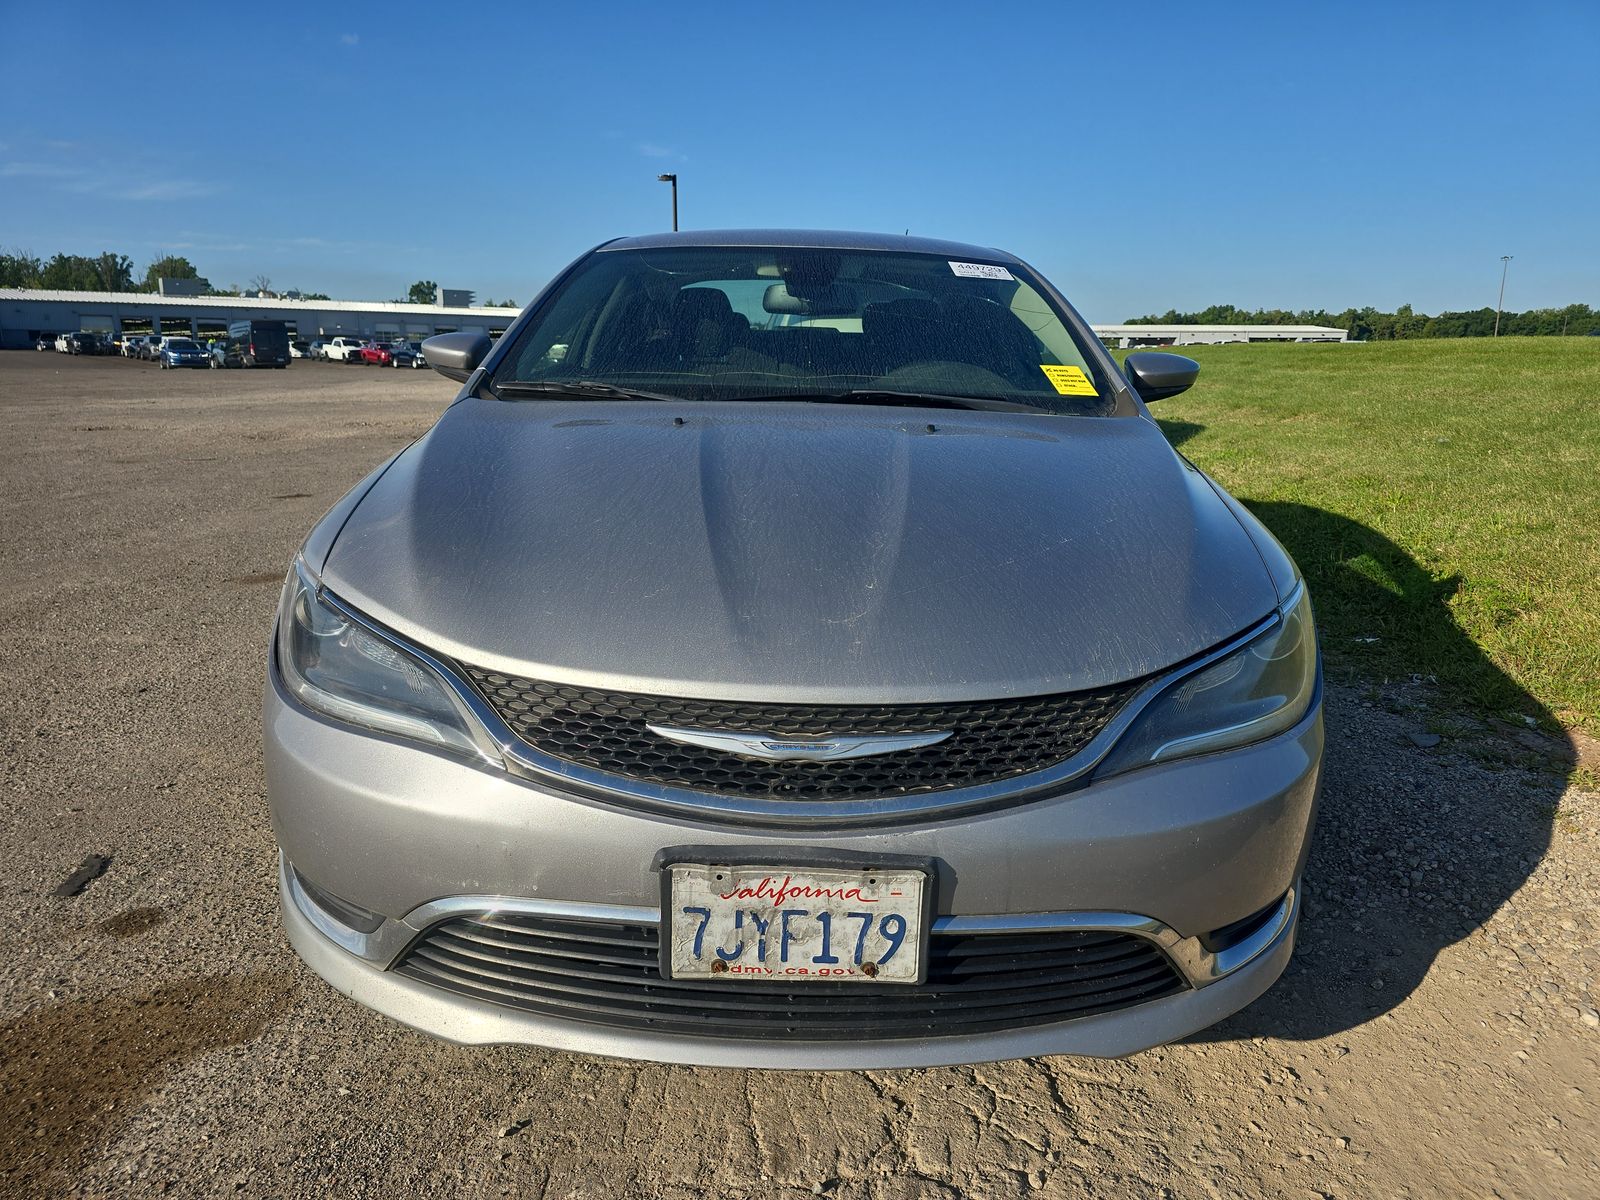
[265,664,1321,1066]
[281,852,1299,1068]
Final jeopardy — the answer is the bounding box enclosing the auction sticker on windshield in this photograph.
[664,862,929,984]
[1040,364,1098,396]
[948,261,1014,280]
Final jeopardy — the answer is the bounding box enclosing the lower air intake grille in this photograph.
[459,669,1144,802]
[394,913,1186,1041]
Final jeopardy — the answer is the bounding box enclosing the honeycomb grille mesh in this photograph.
[460,667,1144,802]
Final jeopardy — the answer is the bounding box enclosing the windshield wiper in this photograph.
[489,379,685,402]
[727,390,1047,414]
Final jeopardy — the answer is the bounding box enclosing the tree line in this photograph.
[398,280,516,308]
[0,248,336,301]
[1125,302,1600,340]
[1,248,196,293]
[0,253,513,308]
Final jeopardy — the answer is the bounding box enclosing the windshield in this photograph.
[168,339,198,350]
[490,246,1116,415]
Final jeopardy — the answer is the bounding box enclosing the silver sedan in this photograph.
[265,230,1322,1068]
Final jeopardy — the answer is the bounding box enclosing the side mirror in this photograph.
[1124,351,1200,403]
[422,332,493,383]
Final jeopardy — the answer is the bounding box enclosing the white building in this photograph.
[1093,324,1348,348]
[0,288,522,350]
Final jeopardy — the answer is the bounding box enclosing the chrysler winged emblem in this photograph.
[646,725,951,762]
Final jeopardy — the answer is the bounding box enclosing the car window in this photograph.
[168,339,198,350]
[492,246,1115,415]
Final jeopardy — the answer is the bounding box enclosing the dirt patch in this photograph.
[96,907,169,938]
[0,973,298,1193]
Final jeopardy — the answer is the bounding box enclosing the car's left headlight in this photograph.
[275,557,500,764]
[1096,583,1318,778]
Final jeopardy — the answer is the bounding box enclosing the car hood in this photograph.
[321,398,1278,703]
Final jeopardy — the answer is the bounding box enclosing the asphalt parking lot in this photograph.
[1,352,1596,1199]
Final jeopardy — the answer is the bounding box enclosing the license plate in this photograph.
[664,862,929,984]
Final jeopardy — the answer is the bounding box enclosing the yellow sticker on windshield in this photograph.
[1040,364,1098,396]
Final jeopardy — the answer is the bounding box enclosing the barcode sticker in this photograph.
[948,261,1014,280]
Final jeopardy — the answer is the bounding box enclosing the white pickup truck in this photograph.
[323,336,367,363]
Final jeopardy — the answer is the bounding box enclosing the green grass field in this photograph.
[1139,338,1600,734]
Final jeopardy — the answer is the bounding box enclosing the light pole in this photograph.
[1494,255,1512,336]
[657,173,678,232]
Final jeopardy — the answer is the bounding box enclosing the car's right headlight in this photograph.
[1096,583,1318,778]
[275,557,499,764]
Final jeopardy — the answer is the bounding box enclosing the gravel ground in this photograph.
[1,352,1595,1199]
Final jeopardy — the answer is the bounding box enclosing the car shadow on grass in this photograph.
[1153,418,1205,450]
[1187,500,1569,1043]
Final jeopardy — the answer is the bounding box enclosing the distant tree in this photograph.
[249,274,273,296]
[90,252,135,293]
[481,298,517,308]
[0,248,44,287]
[300,291,332,301]
[141,255,203,292]
[406,279,439,305]
[40,254,106,291]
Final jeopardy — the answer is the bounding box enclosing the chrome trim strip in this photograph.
[282,857,1296,989]
[310,583,1283,827]
[645,724,953,762]
[1207,885,1297,980]
[282,855,385,960]
[405,893,660,932]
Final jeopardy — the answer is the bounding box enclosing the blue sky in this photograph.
[2,1,1596,320]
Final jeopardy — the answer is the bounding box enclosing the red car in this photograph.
[358,341,395,366]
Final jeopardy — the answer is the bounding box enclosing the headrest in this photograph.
[672,288,736,322]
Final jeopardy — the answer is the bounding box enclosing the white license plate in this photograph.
[664,862,929,984]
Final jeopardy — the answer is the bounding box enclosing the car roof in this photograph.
[598,228,1023,264]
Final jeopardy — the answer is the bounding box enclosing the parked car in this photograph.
[35,334,53,351]
[131,335,165,360]
[266,230,1323,1069]
[158,337,211,369]
[66,332,101,355]
[322,335,366,363]
[218,319,291,368]
[388,341,426,368]
[358,340,396,367]
[290,339,311,359]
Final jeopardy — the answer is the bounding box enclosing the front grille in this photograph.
[395,913,1186,1040]
[460,669,1144,801]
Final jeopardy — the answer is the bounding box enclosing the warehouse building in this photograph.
[0,288,522,350]
[1094,323,1348,347]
